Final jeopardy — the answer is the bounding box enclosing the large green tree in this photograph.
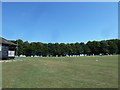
[23,41,32,57]
[13,39,24,56]
[100,41,109,55]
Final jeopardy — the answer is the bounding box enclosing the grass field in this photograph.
[2,55,118,88]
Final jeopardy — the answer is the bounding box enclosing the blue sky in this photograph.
[2,2,118,43]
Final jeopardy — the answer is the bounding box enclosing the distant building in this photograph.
[0,37,17,60]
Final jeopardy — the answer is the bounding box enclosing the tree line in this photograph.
[9,39,120,57]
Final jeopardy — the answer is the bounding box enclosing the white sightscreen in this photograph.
[8,51,15,57]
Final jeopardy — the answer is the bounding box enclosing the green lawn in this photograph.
[2,55,118,88]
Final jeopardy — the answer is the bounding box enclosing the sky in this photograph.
[2,2,118,43]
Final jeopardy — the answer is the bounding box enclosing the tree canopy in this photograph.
[9,39,120,57]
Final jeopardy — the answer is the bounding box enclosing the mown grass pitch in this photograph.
[2,55,118,88]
